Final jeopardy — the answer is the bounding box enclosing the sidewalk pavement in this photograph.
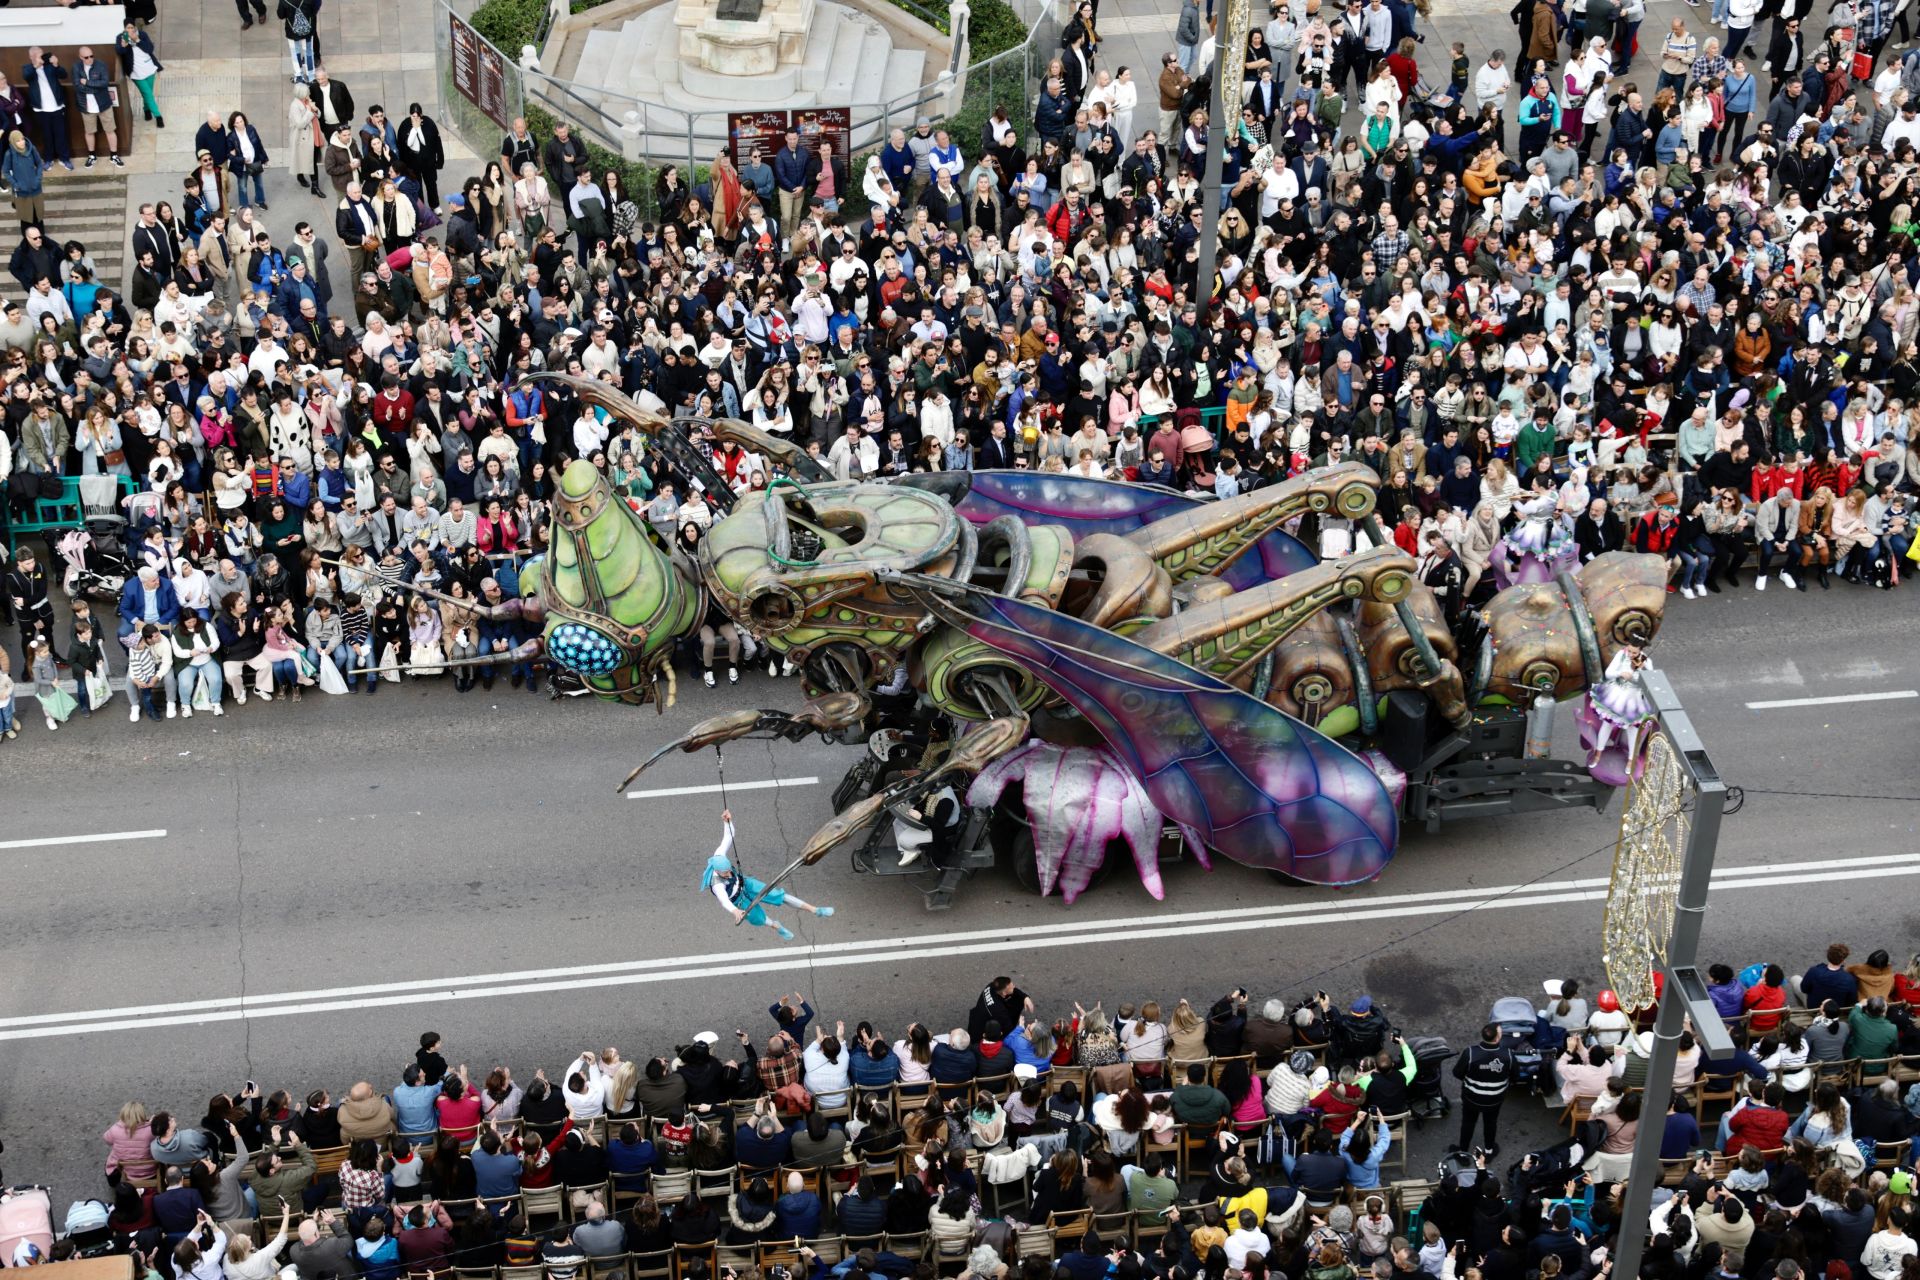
[101,0,477,302]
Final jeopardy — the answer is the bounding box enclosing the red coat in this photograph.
[1741,982,1787,1033]
[1308,1082,1365,1134]
[1723,1103,1791,1156]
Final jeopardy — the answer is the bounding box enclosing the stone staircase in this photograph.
[556,1,932,158]
[42,167,129,294]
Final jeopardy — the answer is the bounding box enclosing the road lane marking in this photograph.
[627,776,822,799]
[1745,690,1918,710]
[0,851,1913,1039]
[0,829,167,851]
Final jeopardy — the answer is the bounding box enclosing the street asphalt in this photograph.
[0,575,1913,1198]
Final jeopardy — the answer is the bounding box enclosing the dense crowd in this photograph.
[5,943,1910,1280]
[4,0,1920,741]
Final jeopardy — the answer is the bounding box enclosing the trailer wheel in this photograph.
[1001,826,1120,897]
[1005,825,1042,893]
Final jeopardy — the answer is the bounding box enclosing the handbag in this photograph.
[360,234,382,254]
[40,682,78,723]
[103,448,126,468]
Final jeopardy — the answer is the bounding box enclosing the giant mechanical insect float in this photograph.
[414,375,1669,908]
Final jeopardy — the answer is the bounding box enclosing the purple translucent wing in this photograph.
[911,583,1398,885]
[953,471,1317,589]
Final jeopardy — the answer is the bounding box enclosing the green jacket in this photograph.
[1848,1008,1899,1062]
[1514,422,1558,473]
[247,1140,318,1215]
[1170,1082,1230,1127]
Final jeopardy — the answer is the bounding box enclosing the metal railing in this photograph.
[436,0,1066,182]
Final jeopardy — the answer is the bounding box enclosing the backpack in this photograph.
[288,3,313,37]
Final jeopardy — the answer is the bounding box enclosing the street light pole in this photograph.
[1195,61,1226,314]
[1609,668,1730,1280]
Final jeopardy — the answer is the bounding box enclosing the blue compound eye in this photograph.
[548,622,626,676]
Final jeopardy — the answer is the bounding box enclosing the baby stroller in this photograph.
[1407,1035,1454,1123]
[1489,995,1546,1093]
[53,527,132,603]
[0,1185,54,1267]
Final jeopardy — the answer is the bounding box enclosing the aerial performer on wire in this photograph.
[703,810,836,940]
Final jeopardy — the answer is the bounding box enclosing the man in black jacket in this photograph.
[6,548,57,663]
[1453,1023,1518,1155]
[966,976,1032,1042]
[311,67,354,146]
[9,224,62,292]
[1574,498,1626,563]
[1328,994,1392,1065]
[1362,1035,1415,1117]
[976,420,1016,469]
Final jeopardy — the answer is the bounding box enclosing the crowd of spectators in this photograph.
[6,0,1920,740]
[8,944,1909,1280]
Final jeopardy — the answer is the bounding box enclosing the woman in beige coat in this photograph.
[287,82,321,193]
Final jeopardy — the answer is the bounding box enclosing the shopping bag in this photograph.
[1853,49,1875,79]
[316,650,349,695]
[295,649,318,679]
[378,643,403,683]
[83,671,112,708]
[410,641,445,678]
[41,683,78,723]
[190,674,216,711]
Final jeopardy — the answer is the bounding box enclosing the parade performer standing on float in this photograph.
[703,809,835,940]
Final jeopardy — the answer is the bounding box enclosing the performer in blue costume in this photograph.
[702,809,835,940]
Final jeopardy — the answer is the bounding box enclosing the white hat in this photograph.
[1012,1063,1039,1082]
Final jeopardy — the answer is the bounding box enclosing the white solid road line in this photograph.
[627,776,821,799]
[1,851,1915,1041]
[0,829,168,851]
[1746,690,1919,710]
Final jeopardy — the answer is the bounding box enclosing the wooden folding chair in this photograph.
[758,1241,807,1271]
[1208,1055,1255,1086]
[1047,1210,1092,1242]
[1012,1221,1054,1262]
[695,1165,738,1201]
[630,1250,673,1280]
[671,1242,717,1280]
[520,1184,567,1227]
[1376,1112,1412,1178]
[1091,1211,1135,1249]
[972,1073,1014,1103]
[884,1231,928,1260]
[802,1236,845,1266]
[652,1170,694,1202]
